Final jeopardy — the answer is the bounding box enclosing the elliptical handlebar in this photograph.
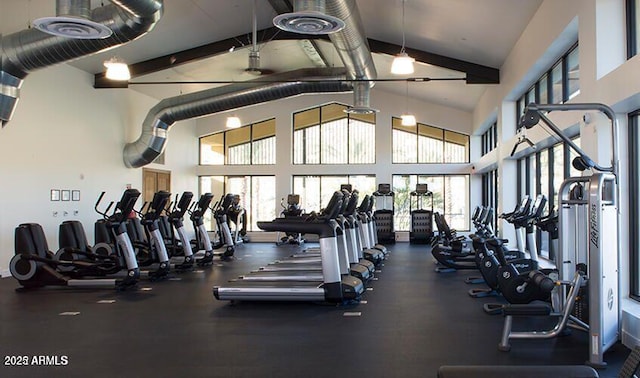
[94,189,141,223]
[94,191,115,219]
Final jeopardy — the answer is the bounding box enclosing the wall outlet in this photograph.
[52,211,58,217]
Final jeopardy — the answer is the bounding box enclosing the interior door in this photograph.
[142,168,171,203]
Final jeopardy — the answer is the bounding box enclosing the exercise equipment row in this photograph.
[214,186,391,303]
[9,189,239,290]
[429,102,620,369]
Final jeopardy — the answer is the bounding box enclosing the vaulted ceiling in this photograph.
[1,0,543,112]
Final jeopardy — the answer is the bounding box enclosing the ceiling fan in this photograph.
[242,0,276,76]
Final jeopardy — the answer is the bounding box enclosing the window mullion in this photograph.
[628,0,637,58]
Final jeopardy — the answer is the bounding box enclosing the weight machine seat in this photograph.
[437,365,598,378]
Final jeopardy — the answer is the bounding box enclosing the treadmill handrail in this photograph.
[257,219,338,239]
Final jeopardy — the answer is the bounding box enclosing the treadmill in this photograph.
[241,189,372,282]
[355,195,385,265]
[213,191,364,303]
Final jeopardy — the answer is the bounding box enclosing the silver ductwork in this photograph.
[125,0,375,167]
[0,0,164,126]
[33,0,113,40]
[123,68,351,168]
[346,80,376,114]
[273,0,346,35]
[324,0,377,113]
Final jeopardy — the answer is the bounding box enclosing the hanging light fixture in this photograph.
[391,0,415,75]
[400,80,416,126]
[103,56,131,81]
[226,116,242,129]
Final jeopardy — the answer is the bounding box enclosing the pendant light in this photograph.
[103,56,131,81]
[226,116,242,129]
[391,0,415,75]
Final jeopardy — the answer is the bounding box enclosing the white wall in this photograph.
[0,64,197,276]
[196,87,477,236]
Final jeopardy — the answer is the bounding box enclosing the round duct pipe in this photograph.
[345,81,377,114]
[33,0,113,39]
[273,0,345,35]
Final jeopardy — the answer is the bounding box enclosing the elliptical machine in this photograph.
[190,193,234,265]
[163,191,196,270]
[10,189,142,290]
[131,190,173,280]
[227,194,248,244]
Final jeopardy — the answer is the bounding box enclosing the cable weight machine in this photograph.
[499,103,620,368]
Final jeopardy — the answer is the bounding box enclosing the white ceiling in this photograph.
[1,0,543,112]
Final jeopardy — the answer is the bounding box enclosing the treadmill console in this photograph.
[340,184,353,192]
[415,183,429,194]
[377,183,391,194]
[287,194,300,205]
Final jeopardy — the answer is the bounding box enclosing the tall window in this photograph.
[481,169,499,232]
[200,119,276,165]
[516,43,580,121]
[628,0,640,58]
[628,109,640,299]
[199,175,276,231]
[392,175,469,232]
[566,46,580,100]
[292,175,376,213]
[293,103,375,165]
[516,137,580,259]
[481,122,498,156]
[392,118,470,163]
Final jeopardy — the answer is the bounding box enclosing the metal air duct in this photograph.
[125,0,376,167]
[324,0,377,114]
[273,0,345,35]
[345,80,376,114]
[33,0,113,40]
[123,68,351,168]
[0,0,164,126]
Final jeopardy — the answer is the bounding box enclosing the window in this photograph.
[199,175,276,232]
[292,175,376,213]
[200,119,276,165]
[516,136,580,259]
[392,118,470,163]
[481,169,499,232]
[628,0,640,58]
[392,175,469,232]
[516,43,579,122]
[538,73,549,105]
[481,122,498,156]
[552,143,565,212]
[550,62,564,105]
[538,149,550,215]
[566,46,580,100]
[293,103,375,165]
[628,109,640,299]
